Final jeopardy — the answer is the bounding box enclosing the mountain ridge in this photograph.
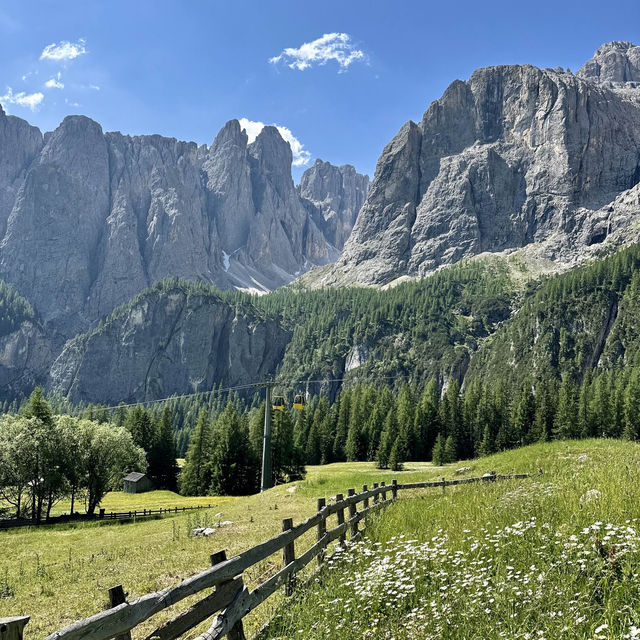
[310,42,640,288]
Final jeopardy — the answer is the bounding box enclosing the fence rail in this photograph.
[4,471,533,640]
[0,504,216,531]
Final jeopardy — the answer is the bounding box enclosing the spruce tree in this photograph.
[388,436,404,471]
[443,434,457,464]
[149,408,179,490]
[554,375,579,439]
[210,404,259,495]
[624,369,640,440]
[478,424,495,457]
[22,387,54,427]
[179,409,213,495]
[432,433,445,466]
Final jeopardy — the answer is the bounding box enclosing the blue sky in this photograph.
[0,0,638,180]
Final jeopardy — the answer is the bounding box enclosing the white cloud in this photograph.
[89,84,100,91]
[1,87,44,111]
[45,72,63,89]
[269,32,366,72]
[40,38,86,61]
[239,118,311,166]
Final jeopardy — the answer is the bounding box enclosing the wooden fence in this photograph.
[1,472,532,640]
[0,504,216,531]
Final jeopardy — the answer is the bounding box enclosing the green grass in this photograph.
[264,440,640,640]
[4,444,633,640]
[51,490,219,515]
[0,461,452,638]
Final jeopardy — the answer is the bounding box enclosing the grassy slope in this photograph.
[265,440,640,640]
[0,463,450,638]
[51,490,219,515]
[4,443,636,640]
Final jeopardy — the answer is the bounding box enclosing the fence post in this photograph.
[362,485,369,509]
[347,489,358,538]
[108,586,132,640]
[381,481,387,502]
[210,551,247,640]
[282,518,296,596]
[372,483,379,504]
[316,498,326,566]
[391,479,398,500]
[99,508,105,519]
[336,494,346,547]
[442,477,446,494]
[0,617,30,640]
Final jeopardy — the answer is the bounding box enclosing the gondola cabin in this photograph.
[272,396,286,412]
[293,394,305,410]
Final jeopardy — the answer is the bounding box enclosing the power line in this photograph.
[66,372,407,414]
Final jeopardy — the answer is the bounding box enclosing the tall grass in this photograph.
[264,440,640,640]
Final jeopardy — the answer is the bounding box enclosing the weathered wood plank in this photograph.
[0,617,30,640]
[143,579,241,640]
[281,518,296,596]
[347,489,358,537]
[335,494,346,547]
[108,586,131,640]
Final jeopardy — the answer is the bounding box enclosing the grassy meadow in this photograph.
[265,440,640,640]
[2,442,636,639]
[0,461,450,638]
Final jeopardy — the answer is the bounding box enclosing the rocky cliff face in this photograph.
[577,41,640,87]
[48,282,290,404]
[0,110,366,338]
[298,160,369,249]
[318,42,640,286]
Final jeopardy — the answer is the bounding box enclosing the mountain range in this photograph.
[2,41,640,404]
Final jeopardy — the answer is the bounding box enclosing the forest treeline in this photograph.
[4,244,640,509]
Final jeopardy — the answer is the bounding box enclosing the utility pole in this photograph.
[261,383,273,492]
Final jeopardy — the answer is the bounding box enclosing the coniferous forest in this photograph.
[4,244,640,505]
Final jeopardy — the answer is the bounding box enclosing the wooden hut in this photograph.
[122,472,154,494]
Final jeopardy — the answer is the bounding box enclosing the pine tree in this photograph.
[210,404,259,495]
[431,433,445,466]
[513,386,536,445]
[179,409,213,495]
[22,387,54,427]
[443,434,457,464]
[478,424,495,457]
[376,411,396,469]
[149,408,179,490]
[624,369,640,440]
[415,379,440,460]
[388,436,404,471]
[554,375,579,440]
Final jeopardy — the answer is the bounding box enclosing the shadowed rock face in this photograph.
[318,43,640,287]
[298,159,369,250]
[47,285,290,404]
[0,113,366,339]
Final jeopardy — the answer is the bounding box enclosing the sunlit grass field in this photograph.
[52,489,219,515]
[0,461,451,638]
[264,440,640,640]
[2,442,632,639]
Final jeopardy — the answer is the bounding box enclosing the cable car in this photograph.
[272,396,286,412]
[293,394,305,410]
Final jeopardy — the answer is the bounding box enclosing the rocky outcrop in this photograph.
[578,41,640,87]
[298,160,369,249]
[0,320,53,400]
[0,115,364,338]
[48,282,290,404]
[317,43,640,287]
